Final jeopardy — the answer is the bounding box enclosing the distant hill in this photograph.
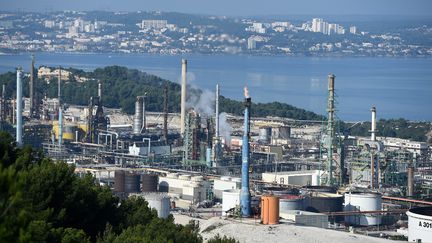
[1,66,430,142]
[0,65,325,121]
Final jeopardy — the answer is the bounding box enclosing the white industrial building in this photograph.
[262,170,324,186]
[379,137,428,157]
[128,141,171,156]
[158,173,210,204]
[213,176,241,200]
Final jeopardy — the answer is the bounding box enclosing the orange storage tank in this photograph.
[261,195,280,225]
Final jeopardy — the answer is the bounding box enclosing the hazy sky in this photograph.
[1,0,431,16]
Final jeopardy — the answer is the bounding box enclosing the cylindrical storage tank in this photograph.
[279,195,304,213]
[141,174,158,192]
[344,192,382,226]
[261,195,279,225]
[114,170,125,192]
[406,207,432,242]
[306,192,343,222]
[259,127,272,144]
[124,172,140,193]
[278,126,291,139]
[143,193,171,218]
[221,176,231,181]
[179,174,191,181]
[222,189,240,216]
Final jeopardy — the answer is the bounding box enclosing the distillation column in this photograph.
[133,96,144,134]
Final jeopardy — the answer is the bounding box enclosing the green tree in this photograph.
[207,234,238,243]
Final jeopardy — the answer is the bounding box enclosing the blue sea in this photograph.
[0,53,431,121]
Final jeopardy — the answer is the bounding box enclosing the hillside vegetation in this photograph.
[0,65,324,120]
[0,66,430,142]
[0,132,237,242]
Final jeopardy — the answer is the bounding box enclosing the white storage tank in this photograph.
[406,207,432,242]
[344,192,382,226]
[143,193,171,219]
[222,189,240,216]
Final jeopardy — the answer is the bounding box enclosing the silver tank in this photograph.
[278,126,291,139]
[143,193,171,218]
[133,96,143,134]
[259,127,272,144]
[124,172,140,193]
[344,192,382,226]
[141,174,158,192]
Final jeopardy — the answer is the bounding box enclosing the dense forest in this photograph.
[0,132,236,242]
[0,66,430,142]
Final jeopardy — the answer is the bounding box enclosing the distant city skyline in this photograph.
[1,0,431,16]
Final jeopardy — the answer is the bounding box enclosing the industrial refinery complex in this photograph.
[1,57,432,242]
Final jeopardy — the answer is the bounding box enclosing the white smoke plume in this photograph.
[186,88,215,116]
[219,112,232,146]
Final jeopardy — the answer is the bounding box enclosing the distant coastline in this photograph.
[0,52,431,121]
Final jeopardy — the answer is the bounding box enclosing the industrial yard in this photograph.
[174,214,397,243]
[1,56,432,242]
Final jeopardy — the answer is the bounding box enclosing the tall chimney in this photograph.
[58,67,61,106]
[29,54,35,117]
[163,84,168,142]
[1,84,5,124]
[180,59,187,136]
[371,106,377,141]
[58,108,63,146]
[326,74,335,186]
[407,155,415,197]
[407,166,414,197]
[241,86,252,217]
[133,96,143,134]
[16,68,23,146]
[215,84,220,139]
